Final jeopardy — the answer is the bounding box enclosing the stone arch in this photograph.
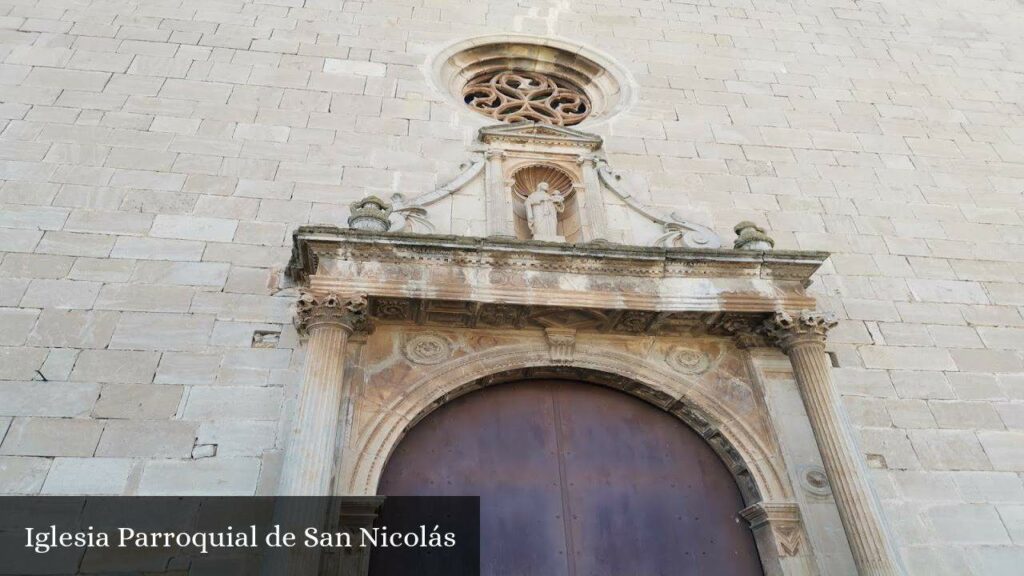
[342,343,792,508]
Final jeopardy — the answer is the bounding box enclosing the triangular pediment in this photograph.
[479,122,603,150]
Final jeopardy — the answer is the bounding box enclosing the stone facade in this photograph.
[0,1,1022,575]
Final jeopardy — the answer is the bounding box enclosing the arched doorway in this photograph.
[376,378,764,575]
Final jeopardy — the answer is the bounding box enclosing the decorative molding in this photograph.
[365,299,772,338]
[389,153,487,233]
[289,227,829,286]
[740,502,806,557]
[544,327,576,363]
[665,346,711,374]
[478,122,603,150]
[403,333,452,365]
[596,159,721,249]
[286,229,829,339]
[763,310,838,351]
[294,291,372,336]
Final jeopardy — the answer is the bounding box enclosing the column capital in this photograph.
[294,291,372,336]
[739,501,805,558]
[763,310,837,351]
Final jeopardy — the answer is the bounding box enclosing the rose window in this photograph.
[462,71,591,126]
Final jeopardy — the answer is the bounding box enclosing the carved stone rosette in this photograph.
[765,310,906,575]
[403,334,452,365]
[294,291,371,336]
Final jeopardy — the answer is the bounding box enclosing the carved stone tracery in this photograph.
[463,70,591,126]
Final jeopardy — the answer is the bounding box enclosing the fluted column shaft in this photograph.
[767,311,904,576]
[266,292,371,576]
[279,291,370,496]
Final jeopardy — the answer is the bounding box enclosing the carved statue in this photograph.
[524,182,565,242]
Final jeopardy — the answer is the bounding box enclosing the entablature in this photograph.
[288,227,829,338]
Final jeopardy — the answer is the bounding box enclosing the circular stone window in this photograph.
[430,35,635,127]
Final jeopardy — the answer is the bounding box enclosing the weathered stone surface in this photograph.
[0,418,104,457]
[182,387,283,421]
[70,350,160,384]
[154,352,221,385]
[0,456,51,495]
[131,261,229,287]
[0,308,39,346]
[197,421,277,456]
[28,309,119,348]
[95,421,196,457]
[909,430,992,471]
[94,284,195,313]
[137,458,260,495]
[91,384,183,419]
[0,347,48,380]
[927,504,1011,544]
[108,313,214,351]
[20,279,101,309]
[40,457,134,495]
[0,381,99,417]
[978,432,1024,472]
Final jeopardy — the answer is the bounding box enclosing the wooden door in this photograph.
[376,379,763,576]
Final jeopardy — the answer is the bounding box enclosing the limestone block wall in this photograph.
[0,0,1021,573]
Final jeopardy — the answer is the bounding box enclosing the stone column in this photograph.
[265,291,371,576]
[765,311,904,576]
[279,291,370,496]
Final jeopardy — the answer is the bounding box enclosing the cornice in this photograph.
[288,226,829,285]
[288,228,828,338]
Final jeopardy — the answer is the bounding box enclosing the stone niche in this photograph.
[384,122,722,249]
[285,227,870,576]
